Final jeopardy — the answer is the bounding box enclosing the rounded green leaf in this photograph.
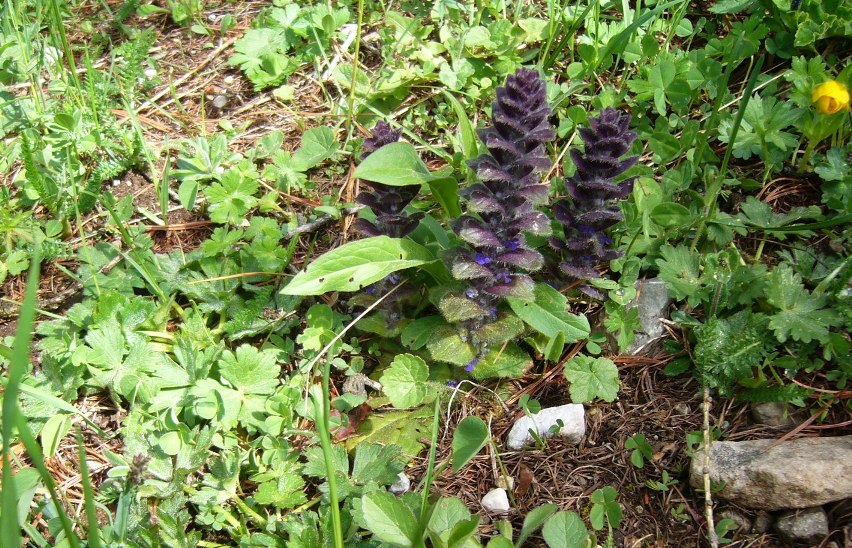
[380,354,433,408]
[542,511,589,548]
[281,236,434,295]
[452,416,489,472]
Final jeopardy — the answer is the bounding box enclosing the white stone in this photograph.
[389,472,410,495]
[506,404,585,450]
[481,488,509,514]
[143,67,157,80]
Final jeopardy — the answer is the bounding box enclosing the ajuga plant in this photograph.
[434,68,555,370]
[550,108,637,295]
[352,121,424,239]
[351,122,424,327]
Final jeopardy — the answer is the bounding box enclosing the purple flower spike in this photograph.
[465,358,479,372]
[354,122,423,238]
[551,108,637,281]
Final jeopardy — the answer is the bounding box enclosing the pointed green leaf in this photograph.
[281,236,434,295]
[355,142,438,186]
[361,490,418,546]
[507,283,590,343]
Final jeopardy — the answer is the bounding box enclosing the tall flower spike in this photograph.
[352,121,424,238]
[551,108,637,282]
[448,68,555,302]
[438,68,555,369]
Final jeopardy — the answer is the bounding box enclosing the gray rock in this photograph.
[506,404,585,450]
[773,507,828,545]
[718,509,752,533]
[689,436,852,510]
[625,278,672,355]
[481,488,510,514]
[751,402,795,427]
[389,473,410,495]
[753,511,773,533]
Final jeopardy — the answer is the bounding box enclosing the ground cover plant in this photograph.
[0,0,850,546]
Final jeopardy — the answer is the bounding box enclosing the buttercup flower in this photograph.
[812,80,850,115]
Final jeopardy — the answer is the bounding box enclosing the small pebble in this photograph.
[143,67,157,80]
[389,472,410,495]
[224,75,236,85]
[481,488,510,514]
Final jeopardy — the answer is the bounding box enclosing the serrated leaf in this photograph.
[428,497,472,535]
[292,126,338,171]
[694,311,770,396]
[452,416,489,472]
[345,407,432,458]
[507,283,590,343]
[281,236,434,295]
[764,265,840,343]
[541,511,589,548]
[380,354,433,408]
[253,472,307,509]
[218,344,280,395]
[360,491,418,547]
[564,355,619,403]
[355,142,439,186]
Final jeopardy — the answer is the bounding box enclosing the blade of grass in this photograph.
[77,431,102,548]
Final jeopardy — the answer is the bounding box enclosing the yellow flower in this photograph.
[812,80,850,115]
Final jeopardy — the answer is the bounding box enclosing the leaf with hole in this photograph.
[281,236,435,295]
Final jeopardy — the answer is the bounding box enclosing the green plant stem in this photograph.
[315,357,345,548]
[347,0,365,137]
[418,397,442,530]
[691,55,765,252]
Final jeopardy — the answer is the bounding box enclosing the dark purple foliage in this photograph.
[352,121,424,238]
[550,108,637,281]
[448,68,555,301]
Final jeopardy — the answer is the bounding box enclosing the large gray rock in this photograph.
[506,404,585,450]
[625,278,672,354]
[689,436,852,510]
[773,507,828,545]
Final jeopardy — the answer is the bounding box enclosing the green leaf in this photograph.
[402,316,447,350]
[39,414,71,459]
[590,486,622,530]
[428,497,472,536]
[764,265,840,344]
[282,236,434,295]
[426,325,476,366]
[178,179,198,211]
[361,490,419,547]
[452,416,489,472]
[205,168,259,225]
[380,354,433,409]
[650,202,693,227]
[292,126,339,171]
[564,355,619,403]
[218,344,280,395]
[345,407,433,458]
[507,283,590,343]
[427,176,462,219]
[516,504,558,547]
[471,343,533,379]
[253,472,307,509]
[355,142,439,186]
[541,511,589,548]
[693,311,770,396]
[443,91,479,160]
